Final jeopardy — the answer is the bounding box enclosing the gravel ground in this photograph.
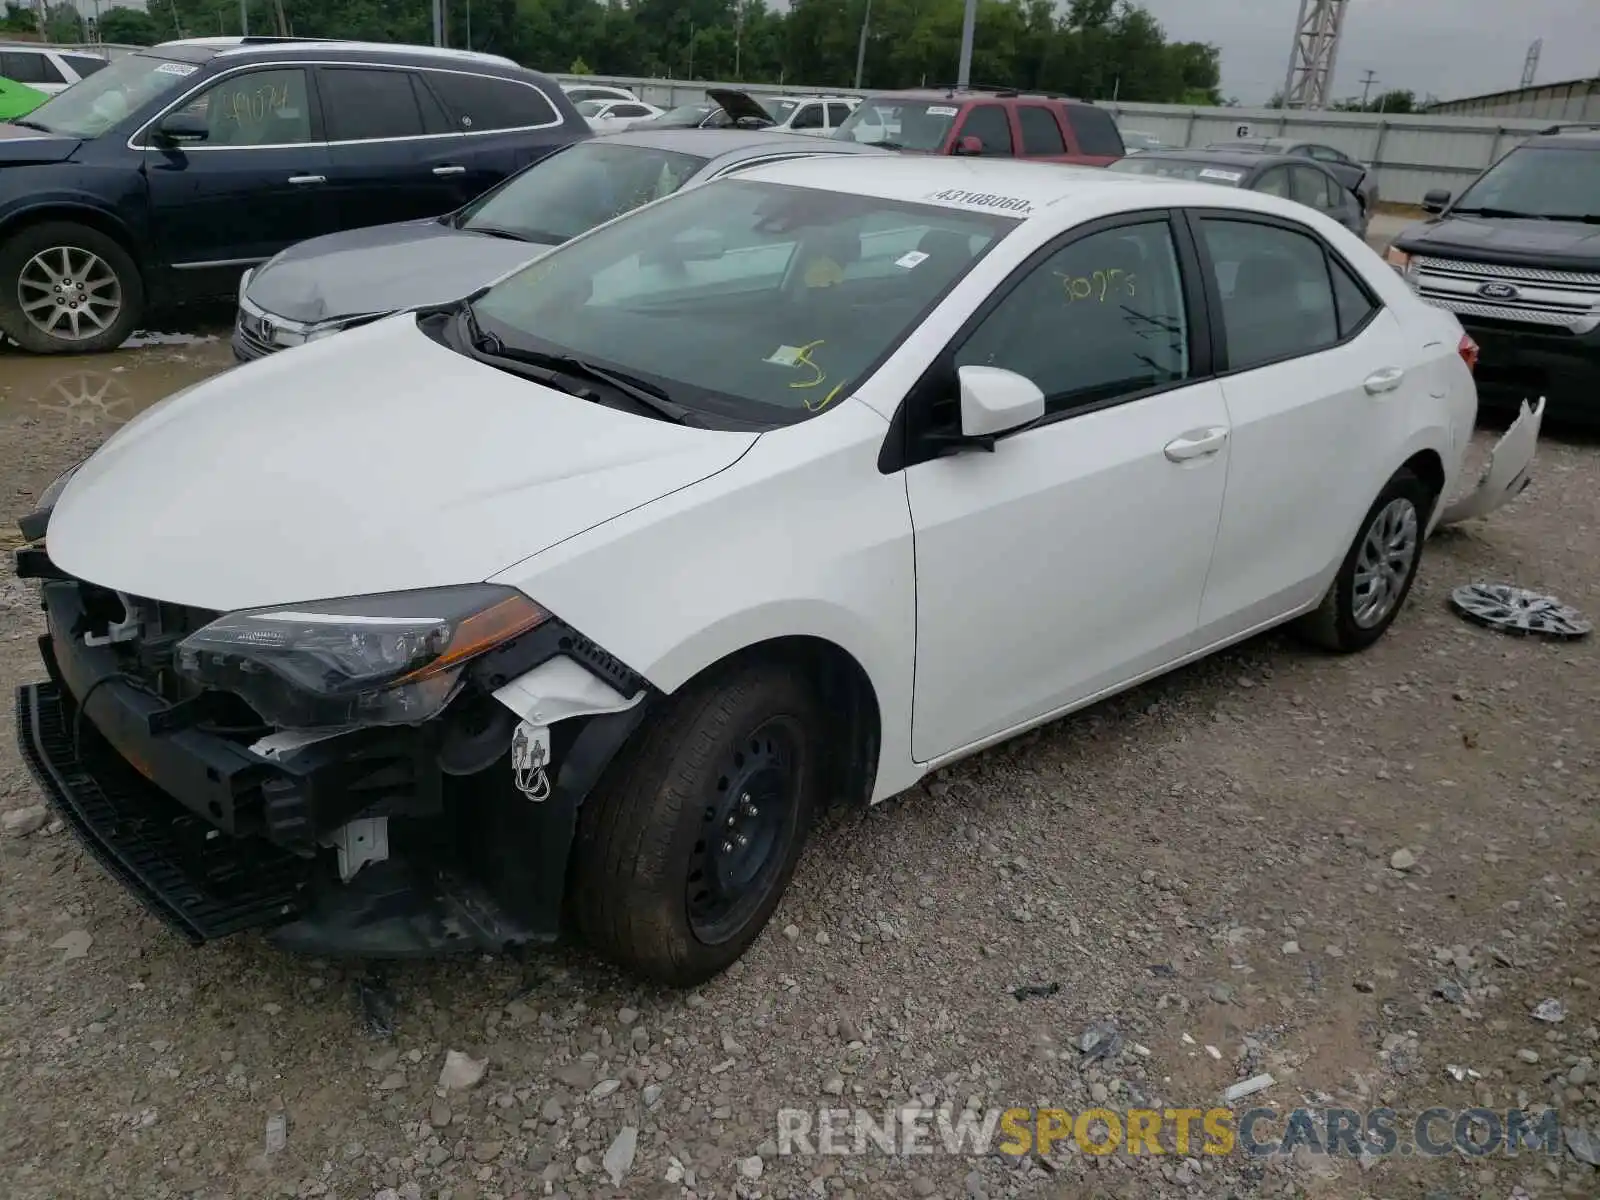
[0,323,1597,1200]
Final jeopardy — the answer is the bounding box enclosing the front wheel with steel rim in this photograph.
[1294,467,1435,653]
[0,221,144,355]
[571,662,823,986]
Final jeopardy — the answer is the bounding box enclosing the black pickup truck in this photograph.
[1384,124,1600,423]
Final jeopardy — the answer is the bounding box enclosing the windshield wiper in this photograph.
[466,225,538,242]
[1535,213,1600,225]
[1450,206,1550,220]
[457,312,701,426]
[6,118,52,133]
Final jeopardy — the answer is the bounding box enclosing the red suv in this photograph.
[832,88,1126,165]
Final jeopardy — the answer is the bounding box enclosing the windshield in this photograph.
[1453,145,1600,220]
[17,52,202,138]
[471,179,1016,423]
[834,100,956,151]
[649,103,718,129]
[460,141,708,245]
[1109,157,1246,185]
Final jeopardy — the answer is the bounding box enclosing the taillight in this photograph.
[1458,333,1479,374]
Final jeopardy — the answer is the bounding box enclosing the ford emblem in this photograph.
[1477,281,1519,300]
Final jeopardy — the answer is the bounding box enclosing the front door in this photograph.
[144,66,330,290]
[1186,211,1407,635]
[904,214,1230,761]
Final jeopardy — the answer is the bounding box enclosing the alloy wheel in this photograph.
[17,244,123,344]
[1352,496,1419,628]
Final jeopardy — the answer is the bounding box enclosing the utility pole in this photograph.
[853,0,871,90]
[734,2,743,79]
[1358,68,1377,108]
[955,0,975,90]
[432,0,443,47]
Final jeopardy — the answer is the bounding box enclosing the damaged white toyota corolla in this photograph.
[15,157,1541,985]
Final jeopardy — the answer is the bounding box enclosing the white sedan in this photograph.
[20,157,1540,986]
[575,97,663,134]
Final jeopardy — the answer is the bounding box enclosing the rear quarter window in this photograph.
[1067,105,1124,157]
[423,71,561,132]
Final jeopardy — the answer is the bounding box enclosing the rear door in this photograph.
[143,66,332,289]
[1289,164,1359,233]
[1187,210,1416,637]
[422,69,573,188]
[315,65,474,229]
[1064,105,1125,164]
[825,102,855,134]
[1015,104,1070,162]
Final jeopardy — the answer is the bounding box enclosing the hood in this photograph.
[0,120,79,165]
[705,89,775,126]
[1395,214,1600,271]
[245,218,551,326]
[47,317,759,612]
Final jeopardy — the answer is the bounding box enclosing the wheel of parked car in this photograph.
[0,221,145,355]
[570,660,824,985]
[1295,467,1435,653]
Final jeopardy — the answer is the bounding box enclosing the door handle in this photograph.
[432,165,467,177]
[1163,426,1229,462]
[1363,366,1405,394]
[287,175,326,185]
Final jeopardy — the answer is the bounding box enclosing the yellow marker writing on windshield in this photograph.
[804,257,845,288]
[786,340,827,389]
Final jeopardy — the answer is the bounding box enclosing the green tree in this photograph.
[97,6,163,45]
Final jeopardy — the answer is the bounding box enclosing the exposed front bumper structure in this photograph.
[13,563,651,959]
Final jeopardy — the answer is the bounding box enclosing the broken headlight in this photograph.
[175,585,548,729]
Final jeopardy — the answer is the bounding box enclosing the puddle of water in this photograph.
[0,340,237,432]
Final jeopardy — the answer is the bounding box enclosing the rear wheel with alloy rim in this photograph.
[571,661,822,986]
[1295,467,1433,653]
[0,221,144,354]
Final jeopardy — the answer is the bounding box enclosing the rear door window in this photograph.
[956,104,1013,156]
[423,71,560,132]
[318,68,429,141]
[1254,166,1292,198]
[62,54,109,78]
[1,51,63,85]
[1198,217,1340,370]
[1291,165,1338,211]
[1067,105,1124,156]
[826,102,853,128]
[1017,106,1066,156]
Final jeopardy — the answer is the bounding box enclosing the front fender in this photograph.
[494,397,920,803]
[0,168,147,254]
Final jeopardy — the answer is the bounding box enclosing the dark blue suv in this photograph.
[0,36,589,354]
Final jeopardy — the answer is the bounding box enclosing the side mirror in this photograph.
[952,365,1045,446]
[154,111,209,145]
[1422,189,1451,214]
[953,134,984,156]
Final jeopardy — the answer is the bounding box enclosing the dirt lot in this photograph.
[0,308,1597,1200]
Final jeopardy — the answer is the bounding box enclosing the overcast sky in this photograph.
[1139,0,1599,105]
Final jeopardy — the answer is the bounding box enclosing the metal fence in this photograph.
[555,74,1564,205]
[1424,77,1600,121]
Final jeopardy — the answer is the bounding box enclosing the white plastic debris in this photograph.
[265,1113,287,1155]
[51,930,91,961]
[1205,1044,1223,1060]
[437,1050,487,1092]
[1223,1073,1275,1102]
[1533,998,1567,1024]
[603,1125,638,1186]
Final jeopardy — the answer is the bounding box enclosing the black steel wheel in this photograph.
[570,662,822,986]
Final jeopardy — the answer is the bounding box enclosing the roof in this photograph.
[1528,125,1600,148]
[858,88,1091,106]
[597,127,888,159]
[731,154,1150,216]
[1424,76,1599,112]
[1130,148,1292,170]
[154,36,521,71]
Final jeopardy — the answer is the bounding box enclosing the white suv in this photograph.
[0,44,110,95]
[758,95,859,137]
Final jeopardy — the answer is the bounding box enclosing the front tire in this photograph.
[1295,468,1433,653]
[571,661,823,986]
[0,221,144,355]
